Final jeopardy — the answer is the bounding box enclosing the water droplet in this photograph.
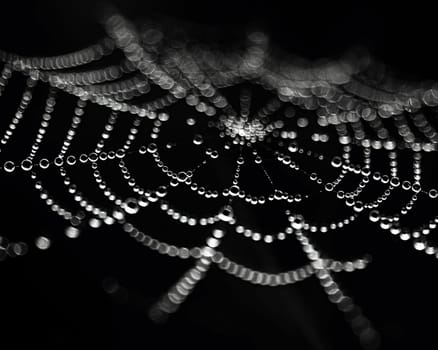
[66,155,76,165]
[193,134,203,145]
[213,229,225,238]
[177,171,188,182]
[104,216,115,225]
[166,142,175,149]
[229,185,240,196]
[354,201,364,212]
[53,157,64,167]
[65,226,80,238]
[297,117,309,127]
[147,143,158,153]
[331,156,342,168]
[429,189,438,199]
[35,236,51,250]
[115,149,125,158]
[291,215,304,229]
[138,195,149,207]
[186,117,196,126]
[390,177,400,187]
[158,112,169,121]
[124,198,139,215]
[89,218,102,228]
[112,210,125,220]
[156,186,168,197]
[21,159,33,171]
[402,181,411,190]
[39,158,50,169]
[368,210,380,223]
[3,160,15,173]
[288,142,298,153]
[218,205,234,222]
[88,153,98,162]
[325,183,334,192]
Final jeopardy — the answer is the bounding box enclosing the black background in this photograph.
[1,1,438,350]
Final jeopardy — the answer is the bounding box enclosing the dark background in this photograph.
[1,1,438,349]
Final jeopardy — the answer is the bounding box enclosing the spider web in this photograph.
[2,10,438,350]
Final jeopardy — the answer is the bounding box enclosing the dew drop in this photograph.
[218,205,234,222]
[66,155,76,165]
[186,117,196,126]
[35,236,51,250]
[21,159,33,171]
[156,185,168,197]
[177,171,188,182]
[147,143,158,153]
[193,134,203,145]
[331,156,342,168]
[288,142,298,153]
[65,226,80,238]
[124,198,139,215]
[39,158,50,169]
[369,210,380,223]
[89,218,102,228]
[3,160,15,173]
